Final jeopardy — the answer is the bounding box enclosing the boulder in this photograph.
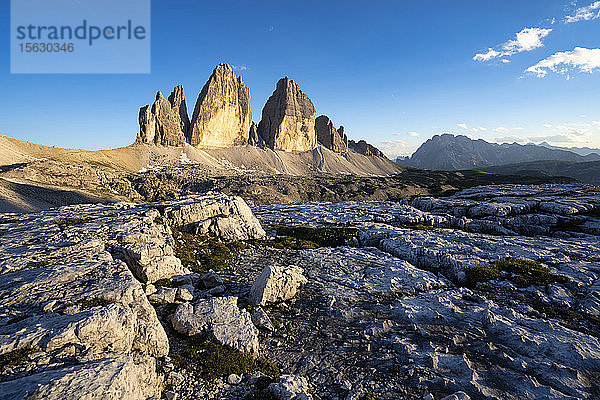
[170,296,259,354]
[158,193,266,241]
[268,375,313,400]
[201,269,224,289]
[440,392,471,400]
[148,287,178,304]
[188,63,252,148]
[117,218,190,283]
[137,86,189,147]
[258,77,317,152]
[249,265,307,306]
[0,354,162,400]
[315,115,347,154]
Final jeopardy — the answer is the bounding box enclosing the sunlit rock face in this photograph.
[137,85,190,147]
[188,63,252,148]
[258,77,317,152]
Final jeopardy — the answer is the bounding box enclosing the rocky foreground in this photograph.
[1,184,599,399]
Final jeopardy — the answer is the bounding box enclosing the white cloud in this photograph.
[232,65,248,71]
[494,135,526,143]
[473,48,501,62]
[479,126,487,131]
[501,59,511,64]
[565,1,600,23]
[457,123,468,129]
[268,25,275,32]
[406,131,419,137]
[528,134,580,143]
[503,28,552,53]
[526,47,600,77]
[494,127,510,133]
[474,28,552,62]
[378,140,412,158]
[543,123,553,128]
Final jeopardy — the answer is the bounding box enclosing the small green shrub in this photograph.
[275,225,358,247]
[401,222,434,231]
[496,257,568,287]
[252,236,320,250]
[243,390,278,400]
[172,333,280,380]
[74,298,114,309]
[52,217,94,227]
[465,263,500,288]
[360,392,379,400]
[529,301,600,333]
[171,228,245,272]
[154,278,176,288]
[0,346,38,372]
[465,258,568,288]
[32,260,50,268]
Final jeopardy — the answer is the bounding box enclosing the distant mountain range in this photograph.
[398,134,600,170]
[395,134,600,184]
[481,160,600,185]
[536,142,600,157]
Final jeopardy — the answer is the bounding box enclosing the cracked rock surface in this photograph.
[2,185,600,400]
[233,184,600,399]
[0,193,265,399]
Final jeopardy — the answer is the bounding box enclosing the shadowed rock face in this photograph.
[315,115,348,154]
[258,77,317,152]
[138,86,190,146]
[188,64,252,148]
[348,139,386,158]
[169,85,191,136]
[248,122,264,147]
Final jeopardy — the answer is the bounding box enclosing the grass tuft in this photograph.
[275,225,358,247]
[171,228,246,272]
[52,217,94,227]
[154,278,176,288]
[172,333,280,380]
[465,257,569,289]
[465,263,500,288]
[0,346,38,372]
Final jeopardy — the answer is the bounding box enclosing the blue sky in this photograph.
[1,0,599,158]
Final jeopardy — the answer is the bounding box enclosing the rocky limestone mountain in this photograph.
[538,141,600,157]
[169,85,191,136]
[348,139,386,158]
[315,115,348,154]
[137,86,190,147]
[258,77,317,152]
[188,64,252,148]
[133,66,391,163]
[401,133,600,170]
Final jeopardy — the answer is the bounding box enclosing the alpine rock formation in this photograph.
[135,64,389,164]
[137,85,190,147]
[315,115,348,154]
[258,77,317,152]
[188,63,252,147]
